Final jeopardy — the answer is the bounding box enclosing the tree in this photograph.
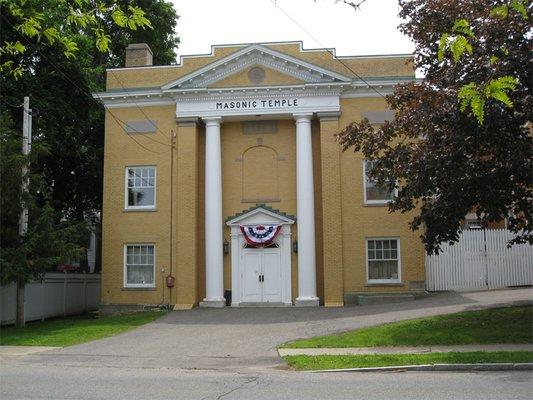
[336,0,532,254]
[0,0,179,326]
[1,1,178,221]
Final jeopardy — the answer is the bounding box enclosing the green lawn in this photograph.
[0,311,165,347]
[284,351,533,371]
[282,305,533,348]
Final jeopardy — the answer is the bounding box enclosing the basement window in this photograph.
[366,238,401,283]
[124,244,155,288]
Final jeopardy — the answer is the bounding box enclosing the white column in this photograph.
[200,117,225,307]
[294,114,319,306]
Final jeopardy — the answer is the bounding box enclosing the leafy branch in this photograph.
[0,0,153,79]
[437,0,528,125]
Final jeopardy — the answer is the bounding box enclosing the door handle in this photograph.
[258,274,264,282]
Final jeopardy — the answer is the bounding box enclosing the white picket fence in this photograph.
[0,273,100,325]
[426,229,533,291]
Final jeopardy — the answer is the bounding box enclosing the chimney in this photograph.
[125,43,153,67]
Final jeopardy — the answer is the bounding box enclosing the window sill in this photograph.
[363,202,391,207]
[123,208,158,213]
[122,287,157,291]
[365,282,404,287]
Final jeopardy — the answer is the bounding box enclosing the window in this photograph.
[366,238,401,283]
[363,160,395,204]
[124,244,155,288]
[463,212,486,230]
[125,166,156,209]
[242,120,277,134]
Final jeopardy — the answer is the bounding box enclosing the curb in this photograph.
[308,363,533,373]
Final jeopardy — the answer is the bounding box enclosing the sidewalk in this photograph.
[0,346,60,357]
[278,343,533,356]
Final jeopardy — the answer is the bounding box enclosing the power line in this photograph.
[0,98,24,108]
[269,0,387,99]
[1,14,169,155]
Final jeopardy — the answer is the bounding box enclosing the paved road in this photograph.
[1,363,532,400]
[1,288,532,399]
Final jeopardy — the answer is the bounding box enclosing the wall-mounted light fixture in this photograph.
[292,240,298,253]
[223,239,230,254]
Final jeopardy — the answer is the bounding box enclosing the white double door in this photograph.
[241,245,282,303]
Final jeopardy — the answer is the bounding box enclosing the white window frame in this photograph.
[124,166,156,210]
[363,160,397,205]
[123,243,156,288]
[365,237,401,284]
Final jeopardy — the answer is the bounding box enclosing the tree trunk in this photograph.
[16,281,25,328]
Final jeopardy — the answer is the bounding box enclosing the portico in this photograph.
[195,110,326,307]
[164,45,353,307]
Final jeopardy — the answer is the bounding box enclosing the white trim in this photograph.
[226,207,295,226]
[124,166,157,210]
[362,160,397,205]
[123,243,156,288]
[106,40,413,72]
[365,237,402,284]
[93,78,416,108]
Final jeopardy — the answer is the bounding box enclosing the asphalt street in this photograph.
[1,362,532,400]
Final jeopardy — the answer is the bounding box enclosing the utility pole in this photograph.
[19,96,31,235]
[16,96,32,327]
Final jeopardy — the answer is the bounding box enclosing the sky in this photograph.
[170,0,414,60]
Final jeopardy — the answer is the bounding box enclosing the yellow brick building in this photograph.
[96,42,425,311]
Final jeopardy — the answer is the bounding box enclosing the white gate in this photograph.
[426,229,533,291]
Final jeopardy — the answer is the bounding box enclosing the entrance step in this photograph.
[356,293,415,306]
[237,302,289,307]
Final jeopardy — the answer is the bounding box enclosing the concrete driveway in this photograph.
[16,287,532,372]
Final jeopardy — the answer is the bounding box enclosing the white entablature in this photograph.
[174,87,342,118]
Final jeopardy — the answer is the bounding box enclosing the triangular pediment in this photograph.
[162,44,351,90]
[226,204,295,226]
[208,65,305,88]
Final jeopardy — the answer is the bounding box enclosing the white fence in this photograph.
[0,273,100,326]
[426,229,533,291]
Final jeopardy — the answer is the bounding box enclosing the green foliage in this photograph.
[1,0,153,78]
[0,202,88,286]
[490,0,529,19]
[437,19,473,62]
[439,1,529,124]
[0,1,179,282]
[458,83,486,124]
[458,76,518,124]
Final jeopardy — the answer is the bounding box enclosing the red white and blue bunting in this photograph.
[240,225,282,247]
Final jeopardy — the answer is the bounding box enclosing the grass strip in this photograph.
[284,351,533,371]
[282,305,533,348]
[0,311,165,347]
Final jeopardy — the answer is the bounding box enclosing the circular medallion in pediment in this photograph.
[248,67,266,84]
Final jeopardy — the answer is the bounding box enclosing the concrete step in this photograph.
[357,293,415,305]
